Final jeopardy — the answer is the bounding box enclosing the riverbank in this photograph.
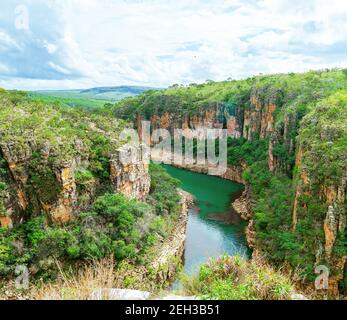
[231,188,261,259]
[162,162,246,185]
[149,189,193,285]
[157,161,265,267]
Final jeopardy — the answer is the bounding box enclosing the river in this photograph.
[161,165,250,282]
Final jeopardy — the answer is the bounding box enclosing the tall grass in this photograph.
[31,257,151,300]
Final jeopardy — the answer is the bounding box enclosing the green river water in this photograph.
[161,165,250,279]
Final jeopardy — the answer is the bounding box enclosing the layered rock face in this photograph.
[140,93,283,180]
[0,143,150,227]
[232,187,260,258]
[136,95,280,141]
[137,92,291,175]
[110,145,150,201]
[137,102,244,139]
[293,147,346,295]
[243,96,277,140]
[150,189,192,283]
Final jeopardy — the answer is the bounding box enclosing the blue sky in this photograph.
[0,0,347,90]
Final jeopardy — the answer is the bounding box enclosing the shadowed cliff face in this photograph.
[292,96,347,295]
[0,142,150,227]
[136,95,278,142]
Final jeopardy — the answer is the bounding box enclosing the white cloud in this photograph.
[48,62,71,75]
[1,0,347,90]
[43,41,58,54]
[0,30,21,50]
[0,63,10,73]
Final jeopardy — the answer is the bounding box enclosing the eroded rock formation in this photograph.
[0,142,150,227]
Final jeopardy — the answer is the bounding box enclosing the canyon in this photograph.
[0,69,346,299]
[115,70,346,296]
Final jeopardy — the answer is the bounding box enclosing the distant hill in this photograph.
[80,86,158,96]
[30,86,160,109]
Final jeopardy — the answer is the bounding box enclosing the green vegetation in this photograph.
[30,86,158,110]
[299,91,347,186]
[242,91,347,281]
[113,69,346,121]
[184,255,295,300]
[30,93,108,110]
[227,137,268,166]
[0,89,125,158]
[0,163,181,280]
[0,89,183,294]
[148,163,181,215]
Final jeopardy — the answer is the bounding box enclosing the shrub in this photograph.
[148,163,181,215]
[75,169,95,191]
[183,255,296,300]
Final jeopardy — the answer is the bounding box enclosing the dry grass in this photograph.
[31,257,152,300]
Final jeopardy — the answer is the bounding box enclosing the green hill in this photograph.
[30,86,160,110]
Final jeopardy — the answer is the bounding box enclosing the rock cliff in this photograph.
[0,143,150,227]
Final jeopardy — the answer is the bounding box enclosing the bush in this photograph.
[0,182,7,191]
[75,169,95,191]
[227,138,268,165]
[184,255,296,300]
[148,163,181,215]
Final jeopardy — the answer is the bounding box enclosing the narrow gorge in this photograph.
[114,69,347,297]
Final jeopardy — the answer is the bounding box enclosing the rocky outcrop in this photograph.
[137,102,244,139]
[243,96,276,141]
[268,139,277,173]
[0,143,151,227]
[221,163,246,184]
[232,188,261,259]
[150,189,192,283]
[293,144,346,295]
[322,176,346,295]
[90,289,200,300]
[232,188,252,221]
[110,145,150,201]
[137,94,277,143]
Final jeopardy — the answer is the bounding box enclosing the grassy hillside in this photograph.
[30,86,159,110]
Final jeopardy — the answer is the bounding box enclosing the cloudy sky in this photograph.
[0,0,347,90]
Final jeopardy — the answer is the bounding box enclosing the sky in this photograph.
[0,0,347,90]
